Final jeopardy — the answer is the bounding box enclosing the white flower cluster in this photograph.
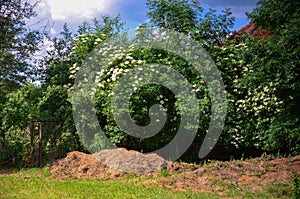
[153,95,168,112]
[66,32,149,95]
[192,84,201,93]
[75,33,105,43]
[93,45,146,93]
[230,80,284,148]
[65,33,108,92]
[213,42,285,149]
[234,80,284,116]
[69,63,80,79]
[231,130,244,149]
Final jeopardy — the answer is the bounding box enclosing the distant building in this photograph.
[233,22,272,40]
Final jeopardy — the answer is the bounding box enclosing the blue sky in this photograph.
[34,0,258,36]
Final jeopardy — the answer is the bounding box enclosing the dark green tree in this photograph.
[42,15,125,86]
[146,0,201,34]
[0,0,43,87]
[242,0,300,154]
[146,0,235,47]
[34,16,126,162]
[41,23,75,86]
[0,0,43,166]
[77,15,125,35]
[0,84,41,166]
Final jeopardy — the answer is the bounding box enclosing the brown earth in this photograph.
[49,151,124,179]
[93,148,168,173]
[153,154,300,193]
[49,150,300,194]
[50,148,169,178]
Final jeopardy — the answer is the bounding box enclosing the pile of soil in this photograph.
[50,150,300,194]
[93,148,168,173]
[50,148,169,178]
[50,151,123,179]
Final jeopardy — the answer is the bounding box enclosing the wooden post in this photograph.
[30,119,34,167]
[38,122,43,167]
[29,120,63,167]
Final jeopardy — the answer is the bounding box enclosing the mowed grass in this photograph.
[0,168,217,199]
[0,167,293,199]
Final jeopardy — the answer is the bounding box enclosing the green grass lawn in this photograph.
[0,167,293,199]
[0,168,217,199]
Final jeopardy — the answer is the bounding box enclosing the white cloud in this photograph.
[50,27,57,35]
[42,0,118,22]
[35,0,52,19]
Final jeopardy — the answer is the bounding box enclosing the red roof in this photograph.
[234,22,272,39]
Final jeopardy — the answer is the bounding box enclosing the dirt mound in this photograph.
[93,148,169,173]
[150,155,300,193]
[50,150,300,195]
[50,151,123,179]
[50,149,169,178]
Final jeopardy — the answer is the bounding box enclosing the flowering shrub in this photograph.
[66,29,299,157]
[211,39,299,154]
[67,28,212,152]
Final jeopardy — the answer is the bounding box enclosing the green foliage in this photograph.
[146,0,202,34]
[77,15,125,35]
[208,34,300,155]
[292,171,300,199]
[247,0,300,51]
[0,0,43,86]
[0,84,41,166]
[0,83,83,166]
[1,84,41,131]
[68,27,212,152]
[146,0,235,47]
[240,0,300,154]
[0,0,44,166]
[195,8,235,47]
[66,0,300,158]
[39,85,82,160]
[1,0,300,167]
[17,16,126,163]
[209,40,287,151]
[41,23,75,86]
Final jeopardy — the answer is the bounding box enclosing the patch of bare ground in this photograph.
[49,150,300,195]
[147,154,300,194]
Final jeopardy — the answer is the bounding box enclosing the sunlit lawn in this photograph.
[0,168,217,199]
[0,167,293,199]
